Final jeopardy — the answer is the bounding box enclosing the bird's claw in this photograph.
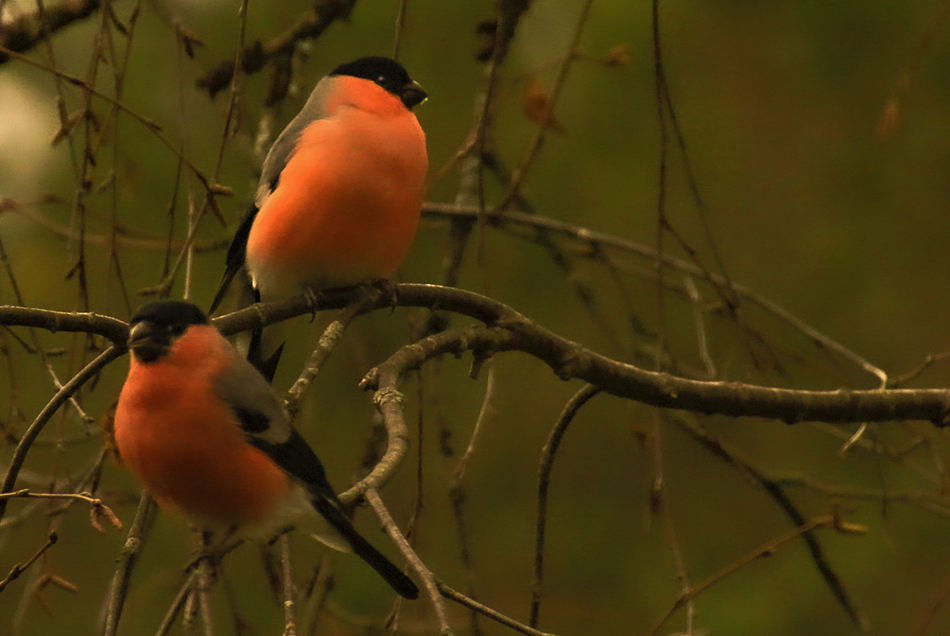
[302,287,327,322]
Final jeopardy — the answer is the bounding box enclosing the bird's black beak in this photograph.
[127,320,168,363]
[400,81,427,109]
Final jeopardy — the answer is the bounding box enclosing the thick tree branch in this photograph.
[360,287,950,426]
[0,285,946,527]
[3,285,950,429]
[0,0,100,64]
[0,306,127,344]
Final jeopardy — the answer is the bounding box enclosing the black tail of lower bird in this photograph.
[247,328,284,383]
[311,496,418,600]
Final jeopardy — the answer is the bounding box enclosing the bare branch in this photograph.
[0,346,124,521]
[195,0,358,98]
[0,306,127,345]
[0,0,100,64]
[280,534,297,636]
[3,286,950,436]
[0,531,58,593]
[364,489,451,635]
[156,570,199,636]
[672,412,866,629]
[437,580,558,636]
[423,204,887,384]
[532,384,600,627]
[358,286,950,426]
[101,493,157,636]
[499,0,593,210]
[644,515,866,636]
[284,294,377,419]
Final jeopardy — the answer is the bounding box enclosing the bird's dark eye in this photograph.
[376,75,387,84]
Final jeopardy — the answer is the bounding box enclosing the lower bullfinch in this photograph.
[209,57,429,380]
[113,300,418,599]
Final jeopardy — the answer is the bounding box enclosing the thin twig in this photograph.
[155,570,199,636]
[197,545,215,636]
[771,472,950,517]
[0,44,228,210]
[673,413,867,630]
[364,488,452,635]
[0,235,97,430]
[532,384,599,627]
[452,362,496,485]
[300,553,333,636]
[889,350,950,388]
[284,293,377,418]
[0,488,121,530]
[651,0,754,373]
[104,0,142,319]
[437,580,557,636]
[651,411,695,634]
[0,346,124,521]
[683,274,716,378]
[499,0,594,210]
[446,362,495,636]
[423,204,887,383]
[143,0,250,298]
[280,534,297,636]
[1,199,227,252]
[100,493,156,636]
[0,531,58,593]
[391,0,407,59]
[645,515,842,636]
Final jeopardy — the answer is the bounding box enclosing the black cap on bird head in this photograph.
[127,301,209,363]
[330,56,427,109]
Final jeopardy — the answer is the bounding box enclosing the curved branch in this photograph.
[532,384,600,627]
[371,321,949,424]
[5,286,950,427]
[422,204,886,384]
[336,387,412,505]
[0,346,124,521]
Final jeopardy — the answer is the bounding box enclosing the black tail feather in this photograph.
[209,203,258,315]
[248,330,284,383]
[311,497,418,600]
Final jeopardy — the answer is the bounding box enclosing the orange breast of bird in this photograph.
[246,76,428,299]
[114,327,292,530]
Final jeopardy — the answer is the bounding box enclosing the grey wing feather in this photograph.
[214,347,293,447]
[254,77,334,207]
[213,337,420,600]
[209,77,335,315]
[214,343,336,497]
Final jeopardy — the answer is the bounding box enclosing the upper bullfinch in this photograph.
[209,56,429,379]
[113,300,418,599]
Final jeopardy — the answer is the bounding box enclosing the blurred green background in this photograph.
[2,0,950,634]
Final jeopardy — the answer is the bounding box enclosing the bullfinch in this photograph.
[113,300,418,599]
[209,56,429,379]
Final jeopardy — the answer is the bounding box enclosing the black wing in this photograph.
[209,202,258,314]
[216,349,418,599]
[241,419,419,599]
